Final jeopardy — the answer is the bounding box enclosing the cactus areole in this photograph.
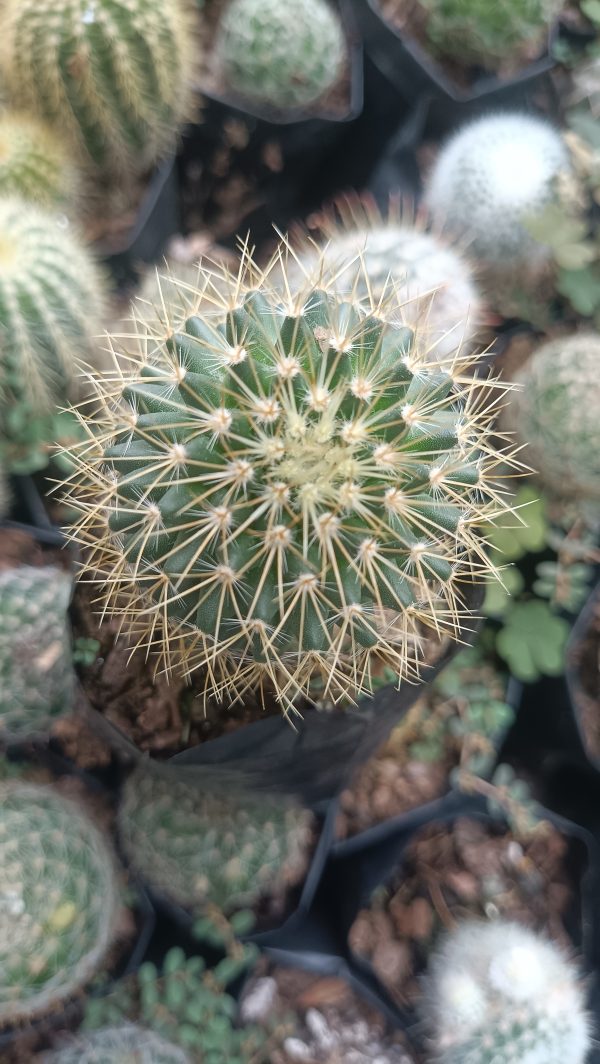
[66,246,515,712]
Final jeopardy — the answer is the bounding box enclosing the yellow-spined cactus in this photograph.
[0,111,77,208]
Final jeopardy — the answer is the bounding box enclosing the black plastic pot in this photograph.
[566,582,600,776]
[1,473,67,549]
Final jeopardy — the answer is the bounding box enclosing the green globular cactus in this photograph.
[0,782,119,1027]
[0,566,74,741]
[215,0,346,111]
[45,1024,191,1063]
[423,920,591,1063]
[0,197,105,471]
[118,766,314,915]
[1,0,195,176]
[0,111,76,208]
[507,333,600,504]
[425,113,569,271]
[65,245,516,710]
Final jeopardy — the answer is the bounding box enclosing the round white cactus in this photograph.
[425,114,570,270]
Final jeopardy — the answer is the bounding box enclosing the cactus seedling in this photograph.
[425,114,570,271]
[1,0,195,176]
[423,919,591,1063]
[0,782,118,1026]
[0,112,76,208]
[215,0,346,111]
[45,1024,191,1063]
[64,244,516,710]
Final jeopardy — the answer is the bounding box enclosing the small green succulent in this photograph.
[418,0,562,71]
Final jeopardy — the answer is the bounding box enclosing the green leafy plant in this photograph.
[72,636,101,668]
[418,0,562,71]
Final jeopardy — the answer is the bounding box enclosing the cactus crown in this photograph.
[46,1024,191,1063]
[0,782,118,1026]
[0,111,76,208]
[425,113,569,268]
[423,919,591,1063]
[0,565,74,741]
[65,243,516,711]
[1,0,195,175]
[215,0,346,111]
[416,0,562,70]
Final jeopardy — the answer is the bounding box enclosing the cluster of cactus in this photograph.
[0,112,75,208]
[1,0,195,176]
[118,764,314,915]
[64,246,516,710]
[424,919,591,1063]
[416,0,562,71]
[0,782,118,1026]
[0,566,74,741]
[215,0,346,110]
[506,333,600,505]
[425,113,570,272]
[45,1024,191,1064]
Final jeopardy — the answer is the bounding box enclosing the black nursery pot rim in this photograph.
[566,581,600,773]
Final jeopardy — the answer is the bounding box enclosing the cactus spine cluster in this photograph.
[0,782,118,1026]
[118,765,314,915]
[506,333,600,504]
[45,1025,191,1063]
[0,112,76,208]
[64,245,516,710]
[215,0,346,110]
[1,0,195,176]
[0,566,74,741]
[418,0,562,71]
[425,114,569,270]
[423,920,591,1063]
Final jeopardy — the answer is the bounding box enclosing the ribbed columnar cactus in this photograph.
[0,782,118,1026]
[0,112,76,208]
[118,765,314,914]
[1,0,195,175]
[423,920,591,1063]
[0,566,74,741]
[507,333,600,503]
[215,0,346,110]
[425,114,569,270]
[64,245,515,709]
[46,1025,191,1063]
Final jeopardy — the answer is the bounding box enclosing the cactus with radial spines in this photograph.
[45,1024,191,1063]
[215,0,346,110]
[0,782,119,1027]
[423,920,591,1063]
[506,333,600,504]
[425,113,570,271]
[0,112,76,208]
[1,0,195,176]
[0,197,105,462]
[118,765,315,915]
[64,243,517,711]
[0,566,74,741]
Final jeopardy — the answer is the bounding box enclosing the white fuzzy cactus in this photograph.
[423,920,591,1063]
[425,114,570,271]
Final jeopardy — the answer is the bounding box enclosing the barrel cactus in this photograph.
[215,0,346,111]
[65,245,515,710]
[423,920,591,1063]
[0,782,118,1026]
[506,333,600,504]
[0,112,76,208]
[1,0,195,176]
[0,566,74,741]
[45,1025,191,1063]
[118,765,314,915]
[425,114,570,271]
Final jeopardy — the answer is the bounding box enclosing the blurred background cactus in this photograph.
[423,919,591,1063]
[215,0,346,110]
[64,247,516,710]
[45,1024,191,1063]
[0,782,118,1026]
[0,111,76,208]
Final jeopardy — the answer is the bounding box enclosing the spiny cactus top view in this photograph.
[425,113,570,269]
[506,333,600,504]
[423,919,591,1063]
[118,765,314,915]
[215,0,346,111]
[0,112,76,208]
[64,245,516,710]
[0,566,74,741]
[0,782,119,1026]
[0,0,195,176]
[45,1024,191,1063]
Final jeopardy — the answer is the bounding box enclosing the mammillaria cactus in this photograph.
[65,244,516,710]
[0,112,76,208]
[45,1024,191,1063]
[0,566,74,741]
[1,0,195,176]
[215,0,346,111]
[118,765,314,915]
[425,114,570,271]
[0,782,118,1026]
[423,919,591,1063]
[506,333,600,504]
